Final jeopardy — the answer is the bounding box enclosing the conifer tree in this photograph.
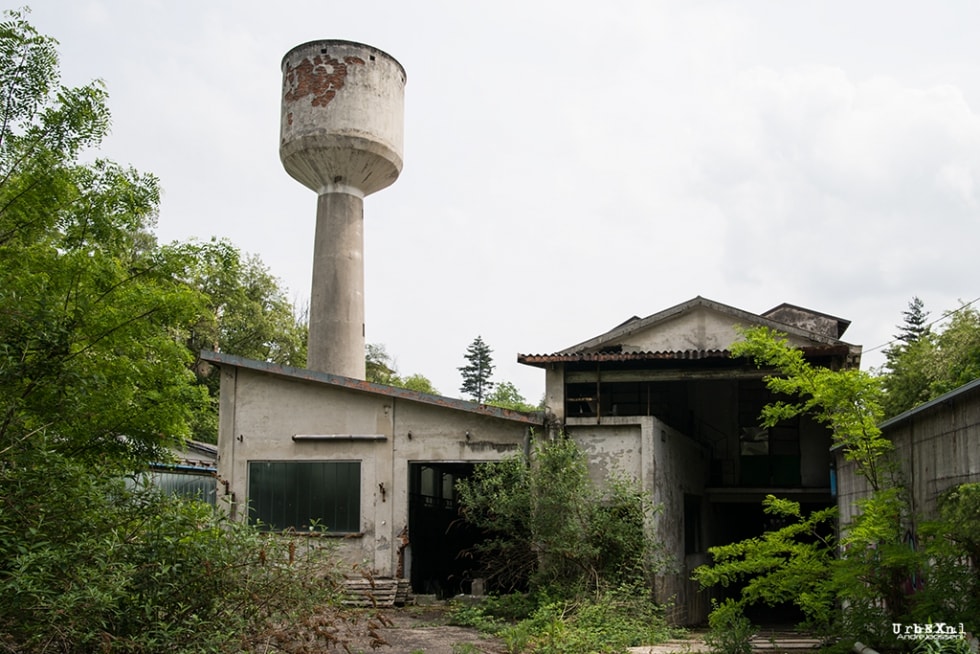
[894,296,929,344]
[459,335,495,403]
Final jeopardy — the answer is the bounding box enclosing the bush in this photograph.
[456,436,665,597]
[497,587,677,654]
[0,449,343,653]
[703,599,753,654]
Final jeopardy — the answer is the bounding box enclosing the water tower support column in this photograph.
[309,190,365,378]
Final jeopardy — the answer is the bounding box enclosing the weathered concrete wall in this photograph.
[614,305,826,354]
[217,365,532,577]
[836,381,980,527]
[565,416,710,625]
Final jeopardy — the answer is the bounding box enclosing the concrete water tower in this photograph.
[280,40,405,378]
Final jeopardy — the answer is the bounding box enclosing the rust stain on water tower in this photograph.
[283,54,365,124]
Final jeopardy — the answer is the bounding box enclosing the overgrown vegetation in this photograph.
[882,297,980,419]
[0,452,348,652]
[0,10,349,651]
[694,326,980,651]
[453,436,676,653]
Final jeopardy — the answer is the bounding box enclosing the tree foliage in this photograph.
[692,496,838,628]
[0,13,346,651]
[456,436,663,597]
[895,296,930,344]
[698,326,980,643]
[731,326,890,491]
[459,335,494,403]
[486,380,539,412]
[174,238,308,442]
[0,450,345,652]
[365,342,439,394]
[882,300,980,419]
[0,8,207,467]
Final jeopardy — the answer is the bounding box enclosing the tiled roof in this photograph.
[518,349,732,365]
[518,343,852,366]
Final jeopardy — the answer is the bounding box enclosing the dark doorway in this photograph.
[408,462,483,598]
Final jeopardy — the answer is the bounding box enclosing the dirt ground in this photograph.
[330,605,506,654]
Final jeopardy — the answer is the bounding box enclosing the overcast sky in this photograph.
[30,1,980,402]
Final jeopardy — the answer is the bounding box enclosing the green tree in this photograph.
[178,238,307,366]
[882,297,934,418]
[928,303,980,396]
[365,342,439,394]
[696,327,914,642]
[399,372,439,394]
[0,8,207,467]
[456,436,662,596]
[176,238,308,442]
[0,12,345,651]
[366,342,398,384]
[692,495,838,631]
[882,300,980,419]
[732,326,890,490]
[486,380,538,412]
[895,295,930,344]
[459,335,494,403]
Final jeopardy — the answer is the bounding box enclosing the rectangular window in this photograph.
[248,461,360,533]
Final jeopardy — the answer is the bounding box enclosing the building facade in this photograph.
[209,296,860,624]
[520,296,861,623]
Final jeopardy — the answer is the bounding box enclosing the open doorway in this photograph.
[407,462,485,598]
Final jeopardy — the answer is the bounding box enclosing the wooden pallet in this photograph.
[341,577,407,608]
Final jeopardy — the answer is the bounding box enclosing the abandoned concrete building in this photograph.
[206,39,866,625]
[835,377,980,530]
[207,296,861,624]
[517,296,860,623]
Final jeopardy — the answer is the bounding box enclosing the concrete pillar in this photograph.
[308,191,365,379]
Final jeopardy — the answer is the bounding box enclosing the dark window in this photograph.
[684,494,702,554]
[248,461,360,533]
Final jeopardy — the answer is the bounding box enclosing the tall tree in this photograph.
[174,238,308,442]
[882,297,934,418]
[0,9,207,467]
[894,296,930,344]
[0,14,344,652]
[459,335,494,403]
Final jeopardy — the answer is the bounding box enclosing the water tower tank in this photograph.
[280,40,405,378]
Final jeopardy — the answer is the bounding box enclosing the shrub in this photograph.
[0,448,343,653]
[497,587,677,654]
[703,599,753,654]
[456,435,665,597]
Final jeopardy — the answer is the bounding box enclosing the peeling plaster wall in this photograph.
[217,366,532,577]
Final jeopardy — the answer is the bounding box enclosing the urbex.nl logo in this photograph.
[893,623,966,641]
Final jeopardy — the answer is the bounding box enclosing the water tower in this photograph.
[280,40,405,378]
